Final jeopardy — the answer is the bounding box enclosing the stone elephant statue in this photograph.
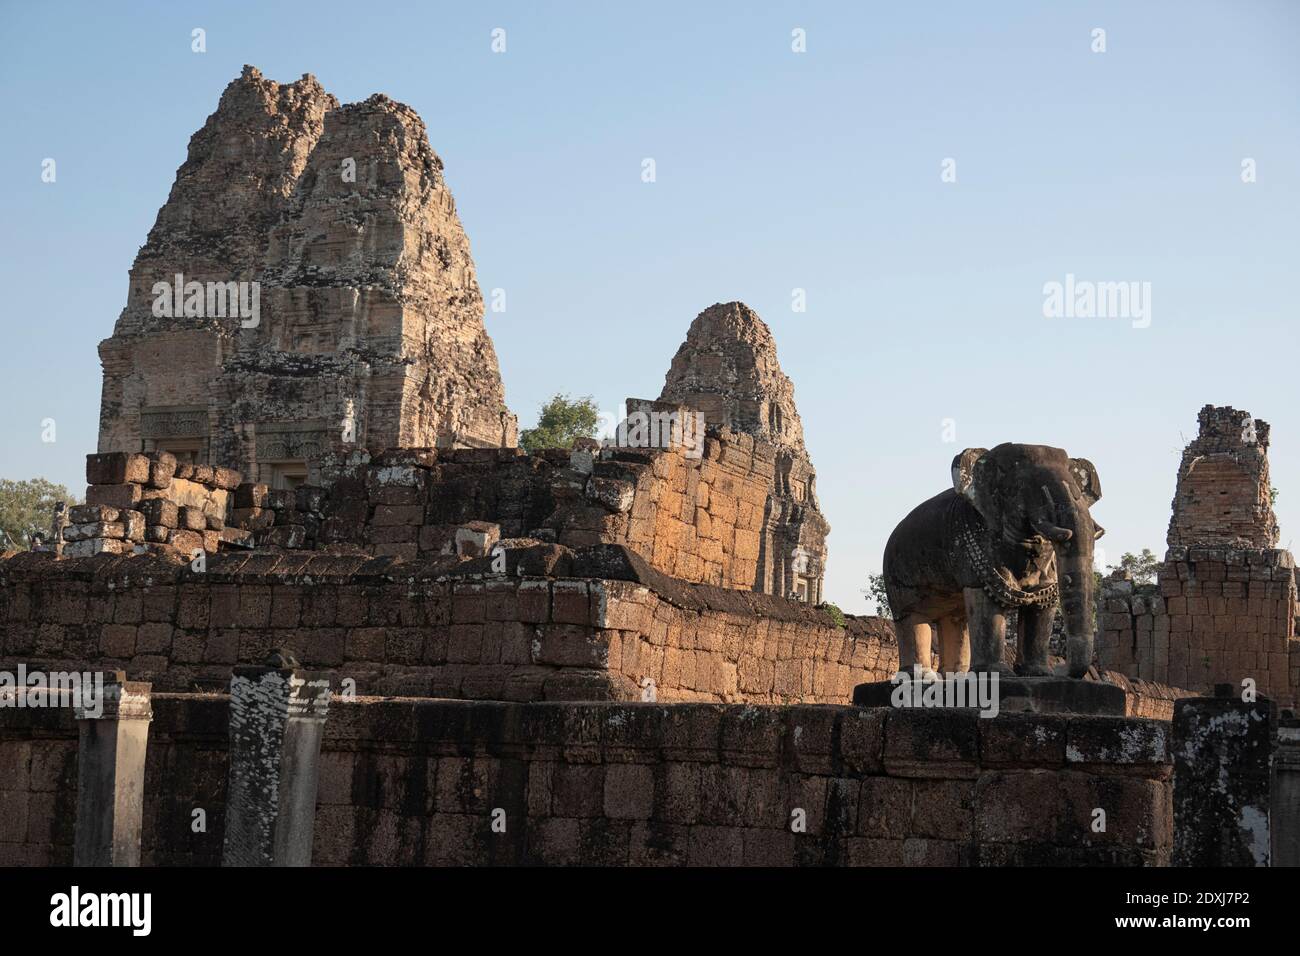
[881,443,1103,679]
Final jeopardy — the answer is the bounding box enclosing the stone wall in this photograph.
[230,421,827,599]
[67,408,829,604]
[65,451,250,557]
[0,547,894,705]
[1095,671,1196,722]
[0,702,78,865]
[1098,549,1298,705]
[0,696,1174,867]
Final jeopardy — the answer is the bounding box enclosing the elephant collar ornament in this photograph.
[954,515,1060,609]
[882,443,1104,680]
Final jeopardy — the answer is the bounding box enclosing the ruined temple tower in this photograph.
[656,301,829,601]
[1100,403,1294,703]
[97,66,517,488]
[1167,405,1279,549]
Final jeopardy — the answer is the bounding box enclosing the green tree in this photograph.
[1107,548,1160,585]
[0,477,80,550]
[863,572,892,619]
[519,394,601,454]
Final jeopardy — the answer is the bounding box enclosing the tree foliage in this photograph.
[519,394,601,454]
[863,572,892,620]
[0,477,80,550]
[817,601,846,628]
[1107,548,1160,585]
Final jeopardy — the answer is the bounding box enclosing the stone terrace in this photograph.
[0,696,1174,867]
[0,546,895,705]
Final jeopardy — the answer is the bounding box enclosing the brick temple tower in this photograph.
[656,302,829,602]
[1167,404,1279,549]
[96,67,516,490]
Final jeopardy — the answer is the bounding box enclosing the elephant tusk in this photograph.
[1094,524,1106,540]
[1032,519,1073,542]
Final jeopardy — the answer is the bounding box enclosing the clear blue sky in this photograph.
[2,0,1297,611]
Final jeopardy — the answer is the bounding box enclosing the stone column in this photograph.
[74,674,153,867]
[222,658,331,866]
[1172,685,1273,866]
[1272,712,1300,867]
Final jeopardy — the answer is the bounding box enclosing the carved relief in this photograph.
[255,422,331,461]
[140,406,209,439]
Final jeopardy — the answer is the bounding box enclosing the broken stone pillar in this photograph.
[1172,686,1273,866]
[1272,712,1300,866]
[222,656,331,866]
[1167,405,1279,549]
[73,674,153,867]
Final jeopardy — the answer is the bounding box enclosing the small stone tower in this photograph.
[659,301,807,453]
[1167,405,1279,549]
[658,302,829,601]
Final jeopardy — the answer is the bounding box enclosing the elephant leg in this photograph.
[963,587,1012,674]
[896,614,936,680]
[937,614,970,674]
[1017,605,1054,676]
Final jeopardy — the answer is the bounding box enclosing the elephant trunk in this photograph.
[1056,542,1096,679]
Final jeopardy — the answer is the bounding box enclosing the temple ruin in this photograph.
[1,67,1296,869]
[97,67,517,490]
[654,301,828,602]
[1100,405,1296,702]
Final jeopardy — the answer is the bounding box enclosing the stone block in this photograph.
[63,521,125,542]
[63,538,131,557]
[169,530,205,556]
[604,764,654,820]
[1066,716,1169,766]
[68,504,118,524]
[86,452,150,485]
[178,506,207,531]
[147,451,177,489]
[232,507,274,531]
[856,776,911,838]
[551,581,591,626]
[234,483,270,509]
[85,483,142,510]
[454,521,500,559]
[121,510,145,543]
[138,497,178,528]
[883,709,980,777]
[211,466,242,490]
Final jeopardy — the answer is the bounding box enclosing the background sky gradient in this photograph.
[1,0,1297,611]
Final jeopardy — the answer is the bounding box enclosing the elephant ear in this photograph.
[1068,457,1102,506]
[951,448,995,524]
